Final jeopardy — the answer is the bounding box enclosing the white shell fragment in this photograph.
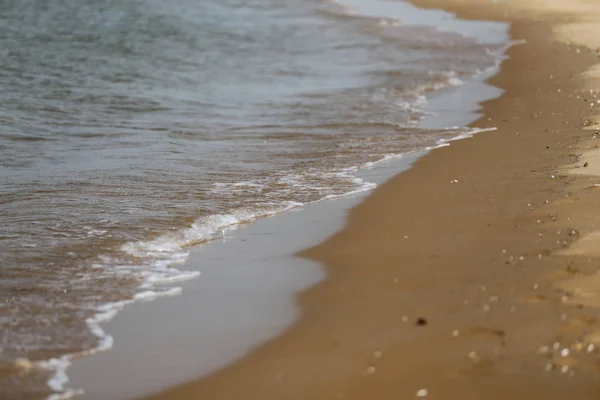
[587,343,595,353]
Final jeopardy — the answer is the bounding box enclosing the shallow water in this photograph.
[0,0,506,398]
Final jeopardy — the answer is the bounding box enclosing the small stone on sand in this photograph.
[553,342,561,350]
[587,343,595,353]
[416,389,428,397]
[468,351,480,362]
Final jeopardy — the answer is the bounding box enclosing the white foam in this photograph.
[134,288,182,302]
[448,76,464,87]
[30,278,188,400]
[42,132,500,400]
[38,8,511,399]
[140,271,200,286]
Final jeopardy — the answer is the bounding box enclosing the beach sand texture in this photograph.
[139,1,600,399]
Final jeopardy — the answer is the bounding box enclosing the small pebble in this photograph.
[587,344,595,353]
[402,316,408,322]
[374,351,382,359]
[468,351,480,362]
[560,365,569,374]
[561,348,570,357]
[416,389,428,397]
[366,366,376,374]
[416,318,428,326]
[452,329,460,337]
[553,342,561,350]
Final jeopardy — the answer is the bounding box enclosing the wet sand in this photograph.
[139,1,600,399]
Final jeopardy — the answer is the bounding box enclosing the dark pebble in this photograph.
[416,318,428,326]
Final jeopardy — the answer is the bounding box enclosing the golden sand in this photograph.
[139,1,600,399]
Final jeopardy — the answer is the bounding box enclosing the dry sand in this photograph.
[141,1,600,399]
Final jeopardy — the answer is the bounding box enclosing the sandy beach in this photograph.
[132,0,600,399]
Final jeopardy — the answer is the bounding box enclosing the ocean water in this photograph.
[0,0,507,398]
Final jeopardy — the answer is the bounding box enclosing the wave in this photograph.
[34,121,497,399]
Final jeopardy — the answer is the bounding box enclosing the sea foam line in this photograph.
[37,21,510,400]
[38,124,499,400]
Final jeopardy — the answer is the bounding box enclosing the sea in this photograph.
[0,0,508,398]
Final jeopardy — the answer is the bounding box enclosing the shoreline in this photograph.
[67,73,501,400]
[66,151,426,400]
[64,3,509,399]
[137,1,600,399]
